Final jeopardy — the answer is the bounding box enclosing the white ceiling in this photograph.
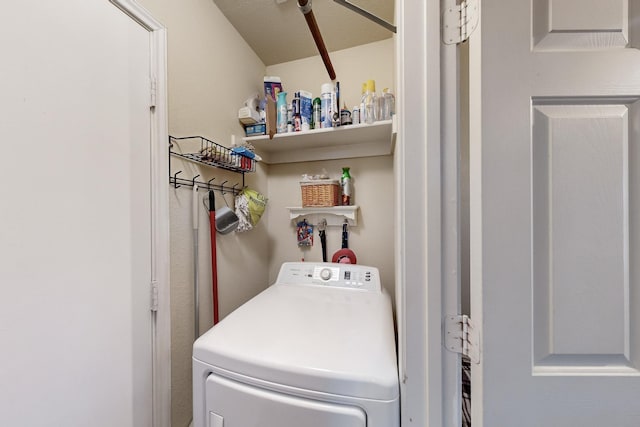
[213,0,395,66]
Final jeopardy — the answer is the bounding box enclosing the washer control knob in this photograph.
[320,268,332,281]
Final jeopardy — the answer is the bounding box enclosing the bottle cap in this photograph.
[321,83,333,94]
[366,80,376,92]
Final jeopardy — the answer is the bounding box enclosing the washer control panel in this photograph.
[275,262,381,292]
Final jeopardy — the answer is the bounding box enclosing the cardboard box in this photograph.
[265,97,277,139]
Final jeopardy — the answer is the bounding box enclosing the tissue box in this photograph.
[238,106,260,125]
[245,123,266,137]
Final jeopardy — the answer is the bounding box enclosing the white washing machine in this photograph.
[192,262,399,427]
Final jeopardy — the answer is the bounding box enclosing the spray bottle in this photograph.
[341,167,352,206]
[277,91,288,133]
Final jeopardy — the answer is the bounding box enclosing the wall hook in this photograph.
[220,180,228,194]
[192,174,200,187]
[173,171,183,188]
[207,177,215,190]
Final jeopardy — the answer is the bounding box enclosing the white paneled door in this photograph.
[470,0,640,425]
[0,1,168,426]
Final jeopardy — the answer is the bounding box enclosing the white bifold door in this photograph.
[470,0,640,425]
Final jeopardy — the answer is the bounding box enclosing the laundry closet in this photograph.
[135,0,397,425]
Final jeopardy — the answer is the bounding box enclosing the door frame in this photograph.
[396,0,457,426]
[108,1,170,426]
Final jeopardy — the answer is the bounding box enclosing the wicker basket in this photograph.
[300,180,341,207]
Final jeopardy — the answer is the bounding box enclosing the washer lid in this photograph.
[193,281,399,401]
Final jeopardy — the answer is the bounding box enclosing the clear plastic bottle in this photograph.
[359,83,367,124]
[382,88,395,120]
[363,80,377,124]
[352,105,360,125]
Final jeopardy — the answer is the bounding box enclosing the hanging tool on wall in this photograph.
[318,218,327,262]
[193,183,201,339]
[297,0,336,80]
[208,190,220,325]
[297,219,314,262]
[332,220,357,264]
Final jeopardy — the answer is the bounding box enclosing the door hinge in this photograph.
[442,0,479,45]
[150,280,159,312]
[150,76,157,109]
[444,314,480,363]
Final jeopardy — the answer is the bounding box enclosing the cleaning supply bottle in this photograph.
[312,97,321,129]
[364,80,377,124]
[341,167,352,206]
[277,91,288,133]
[292,91,301,132]
[332,81,341,127]
[320,83,333,128]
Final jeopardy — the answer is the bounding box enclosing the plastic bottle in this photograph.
[320,83,333,128]
[292,91,301,132]
[382,88,395,120]
[276,91,288,133]
[340,103,352,126]
[352,105,360,125]
[359,83,367,124]
[364,80,377,124]
[312,97,321,129]
[341,167,352,206]
[332,81,341,127]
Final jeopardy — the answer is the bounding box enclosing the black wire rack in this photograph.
[169,135,256,173]
[169,135,257,194]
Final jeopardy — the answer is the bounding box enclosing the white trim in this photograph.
[468,5,483,426]
[396,0,443,426]
[109,2,170,427]
[441,0,463,421]
[110,0,165,31]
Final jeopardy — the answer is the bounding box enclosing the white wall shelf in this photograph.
[287,205,359,226]
[244,118,396,164]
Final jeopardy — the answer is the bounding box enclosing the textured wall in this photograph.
[137,0,268,426]
[132,2,395,425]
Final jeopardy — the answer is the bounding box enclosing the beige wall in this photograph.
[265,156,395,298]
[138,0,268,426]
[266,39,395,114]
[135,2,395,425]
[265,39,396,299]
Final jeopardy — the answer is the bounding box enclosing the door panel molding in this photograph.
[531,99,640,375]
[532,0,634,50]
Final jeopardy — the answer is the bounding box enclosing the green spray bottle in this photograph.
[341,167,352,206]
